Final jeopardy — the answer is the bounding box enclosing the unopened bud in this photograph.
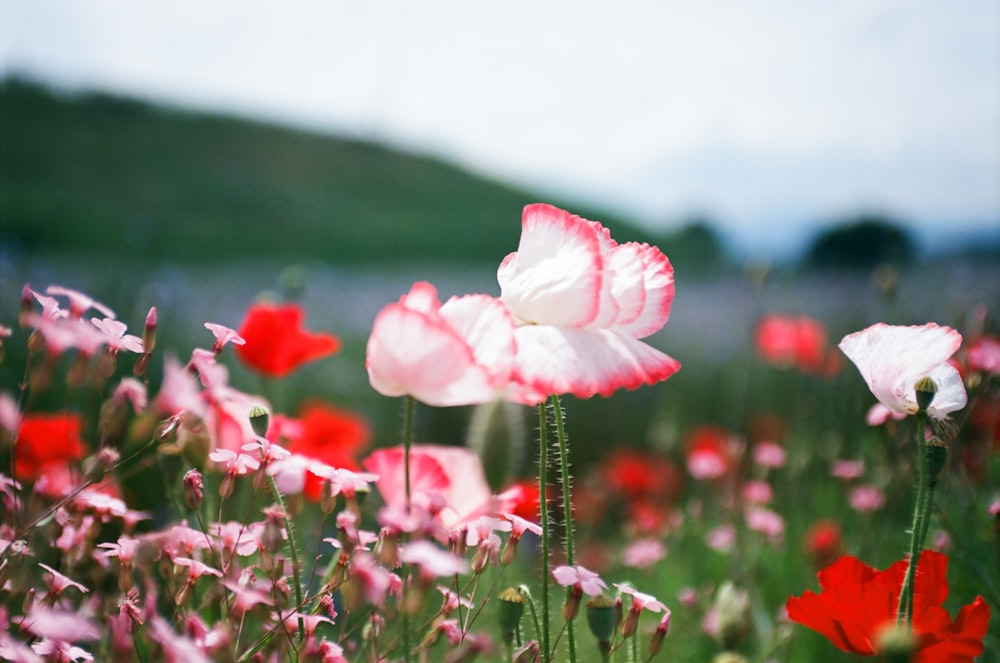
[497,587,525,644]
[585,594,616,647]
[648,608,671,656]
[248,405,270,438]
[563,585,584,622]
[183,469,204,510]
[925,437,948,487]
[512,640,540,663]
[142,307,157,353]
[876,623,917,663]
[914,377,937,414]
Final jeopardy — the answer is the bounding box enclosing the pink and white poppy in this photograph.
[363,445,494,528]
[838,323,967,419]
[498,204,680,399]
[366,281,526,406]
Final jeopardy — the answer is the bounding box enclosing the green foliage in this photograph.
[805,215,916,270]
[0,78,649,266]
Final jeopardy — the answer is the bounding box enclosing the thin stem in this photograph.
[401,395,416,663]
[266,475,305,644]
[550,394,577,663]
[896,414,929,627]
[537,403,552,663]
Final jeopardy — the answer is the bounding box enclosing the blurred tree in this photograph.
[805,215,915,269]
[659,218,728,276]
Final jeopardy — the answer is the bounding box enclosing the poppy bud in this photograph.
[876,624,916,663]
[248,405,270,438]
[914,376,937,413]
[497,587,525,644]
[925,437,948,487]
[586,594,616,655]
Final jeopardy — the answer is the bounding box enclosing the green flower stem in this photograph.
[538,403,552,663]
[401,395,416,663]
[550,394,578,663]
[266,474,305,644]
[896,414,930,628]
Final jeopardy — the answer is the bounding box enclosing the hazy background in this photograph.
[2,0,998,259]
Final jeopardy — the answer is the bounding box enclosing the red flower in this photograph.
[15,412,86,482]
[755,314,841,376]
[603,448,683,503]
[787,551,990,661]
[277,402,371,501]
[235,303,340,378]
[803,519,843,570]
[684,425,735,480]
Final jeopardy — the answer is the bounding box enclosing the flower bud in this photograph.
[925,437,948,487]
[248,405,270,438]
[497,587,525,644]
[183,469,204,510]
[876,623,917,663]
[585,594,616,650]
[142,307,157,353]
[914,376,937,414]
[467,398,524,494]
[512,640,540,663]
[648,608,671,656]
[714,582,750,649]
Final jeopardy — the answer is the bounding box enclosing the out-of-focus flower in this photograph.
[742,480,773,505]
[967,335,1000,375]
[684,426,735,480]
[235,302,339,378]
[755,314,840,375]
[602,448,684,503]
[830,459,865,480]
[745,507,784,542]
[14,412,86,482]
[622,538,667,569]
[706,524,736,553]
[803,519,843,570]
[366,282,523,406]
[751,441,786,469]
[363,445,494,528]
[498,203,680,399]
[270,402,371,501]
[839,323,967,419]
[399,541,469,580]
[786,551,990,660]
[46,285,115,320]
[848,485,886,513]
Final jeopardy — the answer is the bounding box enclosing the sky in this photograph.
[1,0,998,256]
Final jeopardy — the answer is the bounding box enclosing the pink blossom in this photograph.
[830,459,865,480]
[90,318,143,354]
[111,378,147,413]
[0,393,21,435]
[622,538,667,569]
[209,449,260,477]
[498,204,680,399]
[706,524,736,553]
[366,281,523,406]
[839,323,967,419]
[500,513,542,540]
[968,335,1000,375]
[615,583,668,613]
[174,557,222,581]
[742,480,774,505]
[38,563,89,596]
[552,564,607,596]
[745,507,785,541]
[46,285,115,319]
[15,606,99,641]
[849,485,886,513]
[363,445,494,528]
[203,322,246,353]
[752,441,786,468]
[349,552,392,606]
[152,356,207,419]
[96,536,142,566]
[398,540,469,578]
[865,402,907,426]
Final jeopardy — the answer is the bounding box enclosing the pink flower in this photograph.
[742,480,773,505]
[498,204,680,399]
[90,318,143,354]
[363,445,494,528]
[849,484,886,513]
[830,459,865,480]
[203,322,246,353]
[706,524,736,553]
[752,441,786,468]
[622,538,667,569]
[552,564,607,596]
[46,285,115,319]
[967,335,1000,375]
[398,541,469,578]
[745,506,785,541]
[366,281,523,407]
[839,323,967,419]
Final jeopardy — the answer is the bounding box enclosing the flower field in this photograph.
[0,204,998,662]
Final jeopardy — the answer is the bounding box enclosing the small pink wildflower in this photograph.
[830,459,865,480]
[38,563,89,597]
[706,523,736,553]
[91,318,143,354]
[46,285,115,319]
[849,485,886,513]
[15,606,99,642]
[745,507,785,542]
[752,441,786,468]
[622,538,667,569]
[552,564,607,596]
[742,480,774,505]
[398,541,469,580]
[615,583,668,637]
[204,322,246,354]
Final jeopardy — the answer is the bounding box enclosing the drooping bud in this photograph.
[648,608,671,656]
[914,376,937,414]
[248,405,270,438]
[183,469,204,510]
[925,437,948,487]
[142,307,157,353]
[497,587,525,645]
[467,398,524,494]
[512,640,540,663]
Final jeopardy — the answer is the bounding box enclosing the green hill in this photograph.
[0,79,658,265]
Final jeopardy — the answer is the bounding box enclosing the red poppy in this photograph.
[603,448,683,503]
[281,402,371,501]
[787,551,990,661]
[684,425,735,480]
[755,314,841,376]
[803,519,843,570]
[501,479,541,523]
[235,303,340,378]
[15,412,86,482]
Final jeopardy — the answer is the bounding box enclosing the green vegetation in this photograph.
[0,79,659,265]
